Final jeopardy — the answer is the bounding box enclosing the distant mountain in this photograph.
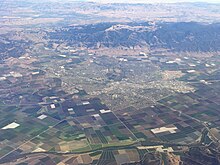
[49,22,220,52]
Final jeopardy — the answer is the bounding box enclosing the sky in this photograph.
[22,0,220,3]
[27,0,220,3]
[87,0,220,3]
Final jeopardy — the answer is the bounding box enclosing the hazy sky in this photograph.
[89,0,220,3]
[25,0,220,3]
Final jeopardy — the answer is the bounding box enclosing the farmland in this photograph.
[0,44,219,164]
[0,0,220,164]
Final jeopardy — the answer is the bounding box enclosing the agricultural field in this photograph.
[0,47,219,164]
[0,1,220,164]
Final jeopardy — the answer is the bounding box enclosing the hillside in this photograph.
[49,22,220,52]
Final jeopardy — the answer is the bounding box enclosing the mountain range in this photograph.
[49,21,220,52]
